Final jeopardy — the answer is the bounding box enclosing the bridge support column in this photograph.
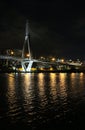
[21,60,33,72]
[26,60,33,72]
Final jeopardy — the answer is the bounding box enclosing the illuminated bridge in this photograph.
[0,20,54,72]
[0,20,82,72]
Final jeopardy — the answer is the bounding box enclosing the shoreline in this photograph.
[0,69,85,73]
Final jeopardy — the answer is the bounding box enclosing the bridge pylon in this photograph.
[21,20,33,72]
[22,20,31,60]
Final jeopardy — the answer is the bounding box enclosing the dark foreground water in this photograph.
[0,72,85,130]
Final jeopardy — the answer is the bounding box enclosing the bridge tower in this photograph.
[21,20,33,72]
[22,20,31,59]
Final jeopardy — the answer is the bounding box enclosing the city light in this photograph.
[10,51,14,55]
[51,57,56,61]
[26,53,30,58]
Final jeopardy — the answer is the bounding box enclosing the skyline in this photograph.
[0,0,85,60]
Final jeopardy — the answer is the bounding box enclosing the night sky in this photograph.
[0,0,85,60]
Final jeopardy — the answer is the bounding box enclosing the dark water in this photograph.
[0,72,85,130]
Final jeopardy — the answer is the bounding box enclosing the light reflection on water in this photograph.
[38,73,46,108]
[49,73,57,101]
[0,72,85,129]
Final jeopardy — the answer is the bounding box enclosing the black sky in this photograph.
[0,0,85,60]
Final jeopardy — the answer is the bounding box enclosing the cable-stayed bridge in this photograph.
[0,20,82,72]
[0,19,56,72]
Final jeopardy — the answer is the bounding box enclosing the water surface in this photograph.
[0,72,85,129]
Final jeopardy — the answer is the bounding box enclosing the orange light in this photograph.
[51,58,55,61]
[26,53,30,57]
[11,51,14,55]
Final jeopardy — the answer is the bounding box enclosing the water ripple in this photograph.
[0,73,85,129]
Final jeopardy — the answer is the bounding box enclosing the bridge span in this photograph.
[0,20,83,72]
